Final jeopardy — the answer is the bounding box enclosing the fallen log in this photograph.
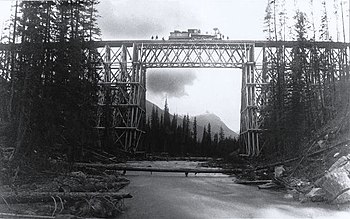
[58,181,130,192]
[0,213,54,219]
[144,155,213,161]
[308,139,350,158]
[74,163,242,175]
[0,192,132,204]
[235,179,272,185]
[156,156,213,161]
[258,182,283,190]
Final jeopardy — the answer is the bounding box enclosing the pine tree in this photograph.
[333,0,340,41]
[171,113,177,131]
[163,98,170,128]
[219,126,225,142]
[287,10,310,156]
[207,123,212,145]
[207,123,212,155]
[7,0,101,165]
[192,117,197,143]
[213,133,219,156]
[201,126,207,155]
[310,0,316,40]
[319,0,330,41]
[263,0,275,40]
[277,0,287,40]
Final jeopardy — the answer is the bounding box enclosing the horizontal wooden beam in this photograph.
[0,40,348,50]
[74,162,242,175]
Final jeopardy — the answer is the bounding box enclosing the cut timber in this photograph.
[0,192,132,204]
[59,181,130,192]
[257,182,282,190]
[235,179,272,185]
[74,163,242,174]
[0,213,54,219]
[150,156,213,161]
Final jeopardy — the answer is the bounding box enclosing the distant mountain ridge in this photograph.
[145,100,238,141]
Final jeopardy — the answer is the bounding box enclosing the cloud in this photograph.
[147,69,197,98]
[96,0,201,39]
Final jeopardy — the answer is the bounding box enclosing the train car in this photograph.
[169,29,218,40]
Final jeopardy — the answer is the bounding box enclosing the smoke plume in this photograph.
[147,69,196,98]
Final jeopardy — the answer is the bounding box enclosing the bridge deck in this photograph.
[95,40,349,48]
[0,40,348,49]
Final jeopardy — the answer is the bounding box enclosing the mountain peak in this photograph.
[196,112,221,121]
[146,100,238,140]
[194,113,238,139]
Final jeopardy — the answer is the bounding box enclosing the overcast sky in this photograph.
[0,0,347,132]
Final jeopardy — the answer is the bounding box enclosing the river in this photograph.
[118,161,350,218]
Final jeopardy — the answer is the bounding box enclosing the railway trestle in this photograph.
[1,40,348,156]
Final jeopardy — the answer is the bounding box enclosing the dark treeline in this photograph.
[140,100,239,157]
[261,0,350,159]
[0,0,101,167]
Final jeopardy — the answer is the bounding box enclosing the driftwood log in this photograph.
[0,192,132,204]
[73,163,242,175]
[0,213,54,219]
[149,156,213,161]
[58,181,130,192]
[257,182,283,189]
[235,179,273,185]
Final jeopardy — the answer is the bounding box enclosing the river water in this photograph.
[117,161,350,218]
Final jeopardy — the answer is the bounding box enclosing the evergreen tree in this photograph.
[171,113,177,131]
[319,0,330,41]
[293,10,309,41]
[219,126,225,142]
[150,105,159,152]
[207,123,212,155]
[287,10,310,156]
[201,126,207,155]
[193,117,197,142]
[213,133,219,156]
[163,98,170,128]
[6,0,101,165]
[263,0,275,40]
[192,116,197,154]
[207,123,212,145]
[277,0,287,40]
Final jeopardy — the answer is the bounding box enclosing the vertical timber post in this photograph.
[120,45,129,151]
[103,45,112,150]
[131,43,145,152]
[240,44,260,156]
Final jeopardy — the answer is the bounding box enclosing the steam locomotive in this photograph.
[169,29,223,40]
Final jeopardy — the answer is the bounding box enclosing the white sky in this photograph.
[0,0,348,132]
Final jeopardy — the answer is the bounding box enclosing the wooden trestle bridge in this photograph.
[0,40,348,156]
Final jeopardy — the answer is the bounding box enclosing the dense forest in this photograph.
[0,0,101,168]
[260,0,350,159]
[141,100,239,157]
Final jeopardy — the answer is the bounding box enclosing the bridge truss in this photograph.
[92,41,262,154]
[0,40,348,156]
